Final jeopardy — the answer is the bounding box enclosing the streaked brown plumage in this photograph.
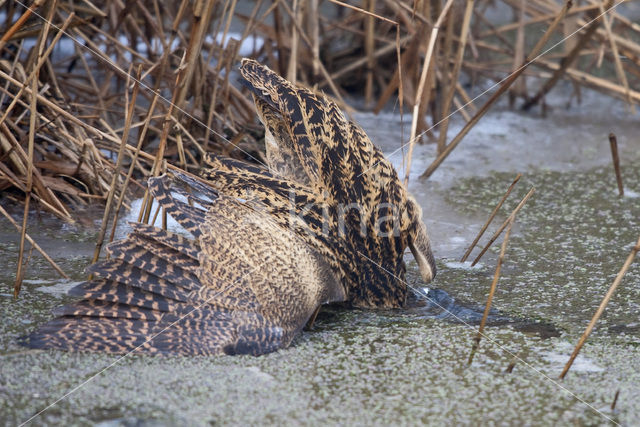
[23,59,436,356]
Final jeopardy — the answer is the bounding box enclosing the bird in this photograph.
[23,59,436,356]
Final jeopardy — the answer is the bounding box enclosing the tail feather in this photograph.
[52,300,164,320]
[86,261,191,302]
[105,241,200,289]
[68,280,178,312]
[26,308,284,356]
[24,317,235,355]
[25,318,157,353]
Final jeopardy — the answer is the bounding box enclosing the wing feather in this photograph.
[24,170,346,356]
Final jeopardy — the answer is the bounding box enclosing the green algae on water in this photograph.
[443,163,640,341]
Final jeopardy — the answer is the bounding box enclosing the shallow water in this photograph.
[1,84,640,425]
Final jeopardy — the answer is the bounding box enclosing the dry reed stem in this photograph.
[608,133,624,197]
[0,78,71,217]
[472,7,514,53]
[395,25,404,110]
[14,72,38,297]
[205,0,236,150]
[364,0,375,107]
[471,187,535,267]
[108,82,160,246]
[0,203,68,279]
[309,0,320,77]
[140,57,185,224]
[436,0,474,154]
[0,12,74,130]
[0,145,72,219]
[580,10,640,55]
[478,3,599,38]
[597,2,634,112]
[372,53,403,114]
[277,0,348,107]
[536,57,640,103]
[326,0,398,25]
[0,0,46,50]
[91,70,141,265]
[505,355,518,373]
[438,8,456,151]
[329,34,413,82]
[461,173,521,262]
[0,68,119,144]
[522,2,605,111]
[175,0,218,110]
[420,0,573,180]
[0,1,262,229]
[559,235,640,379]
[451,96,471,122]
[287,0,299,83]
[509,0,527,107]
[14,0,57,297]
[611,390,620,410]
[403,0,455,185]
[468,217,514,365]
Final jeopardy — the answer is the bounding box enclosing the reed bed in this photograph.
[1,0,639,292]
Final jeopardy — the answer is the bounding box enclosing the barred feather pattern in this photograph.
[23,60,435,356]
[240,59,436,307]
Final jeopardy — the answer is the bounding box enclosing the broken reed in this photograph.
[608,133,624,197]
[461,173,521,263]
[559,235,640,379]
[471,187,535,267]
[505,355,518,373]
[468,217,515,365]
[611,390,620,411]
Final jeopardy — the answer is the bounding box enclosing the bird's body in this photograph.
[24,59,435,356]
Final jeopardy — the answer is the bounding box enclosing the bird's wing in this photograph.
[24,172,345,356]
[240,58,416,308]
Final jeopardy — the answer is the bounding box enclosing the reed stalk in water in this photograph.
[468,217,514,365]
[0,204,68,279]
[461,173,521,263]
[608,133,624,197]
[611,390,620,411]
[559,235,640,379]
[471,187,535,267]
